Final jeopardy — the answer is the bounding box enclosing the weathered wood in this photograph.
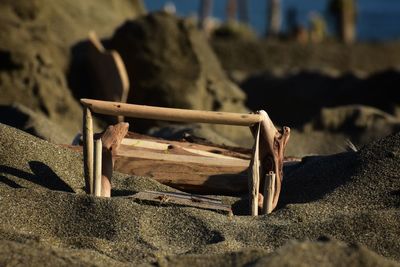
[258,110,290,211]
[122,135,251,160]
[94,138,102,197]
[248,122,261,216]
[262,171,275,214]
[126,190,232,215]
[121,138,247,160]
[65,131,295,197]
[83,107,94,194]
[100,122,129,197]
[80,99,263,126]
[117,145,248,167]
[114,157,247,195]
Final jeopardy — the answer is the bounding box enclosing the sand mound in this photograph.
[0,104,72,144]
[159,239,399,267]
[0,124,399,266]
[0,0,144,141]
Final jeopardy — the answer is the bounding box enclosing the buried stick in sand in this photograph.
[262,171,276,214]
[83,107,94,194]
[93,138,102,197]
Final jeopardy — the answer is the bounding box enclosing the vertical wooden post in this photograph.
[83,107,94,194]
[262,171,276,214]
[94,138,102,197]
[248,122,261,216]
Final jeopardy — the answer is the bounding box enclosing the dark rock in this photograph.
[305,105,400,145]
[109,12,252,146]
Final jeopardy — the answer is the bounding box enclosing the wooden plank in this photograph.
[121,138,245,160]
[80,99,263,126]
[116,145,249,167]
[126,191,232,215]
[114,157,247,195]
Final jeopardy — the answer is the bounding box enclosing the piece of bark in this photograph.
[100,122,129,197]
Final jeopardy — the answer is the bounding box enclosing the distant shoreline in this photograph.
[144,0,400,41]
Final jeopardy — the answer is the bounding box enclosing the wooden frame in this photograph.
[81,99,290,215]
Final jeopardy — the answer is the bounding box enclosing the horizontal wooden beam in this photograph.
[80,99,262,126]
[126,191,232,215]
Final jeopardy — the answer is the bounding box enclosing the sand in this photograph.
[0,123,399,266]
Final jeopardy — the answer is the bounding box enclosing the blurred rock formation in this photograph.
[108,12,252,146]
[0,0,145,142]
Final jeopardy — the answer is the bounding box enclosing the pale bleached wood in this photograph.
[94,138,102,197]
[117,145,249,167]
[262,171,276,214]
[121,138,242,160]
[80,99,263,126]
[248,122,261,216]
[258,110,290,212]
[100,122,129,197]
[83,107,94,194]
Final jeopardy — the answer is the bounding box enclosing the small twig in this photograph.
[83,107,94,194]
[94,138,102,197]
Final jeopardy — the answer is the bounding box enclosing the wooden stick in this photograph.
[94,138,102,197]
[248,122,261,216]
[262,171,276,214]
[80,99,263,126]
[83,107,94,194]
[100,122,129,197]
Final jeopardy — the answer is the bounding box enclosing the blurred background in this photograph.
[1,0,400,157]
[146,0,400,41]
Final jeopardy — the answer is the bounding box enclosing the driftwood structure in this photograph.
[81,98,290,215]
